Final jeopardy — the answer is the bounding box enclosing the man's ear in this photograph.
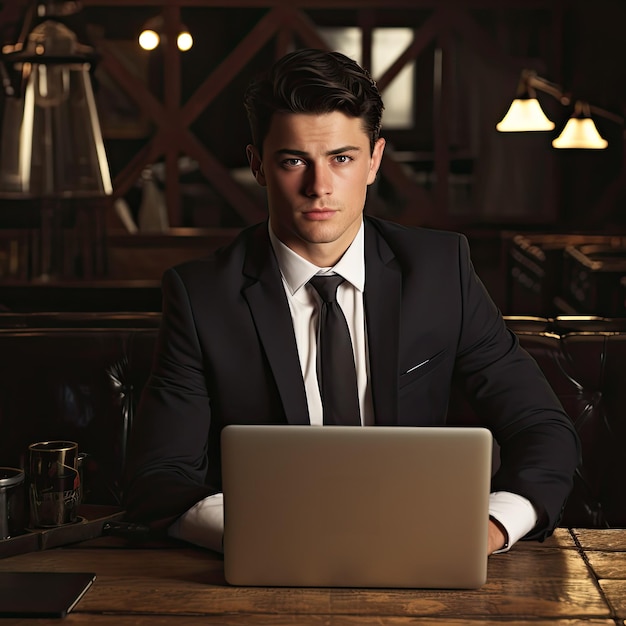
[246,145,266,186]
[367,137,386,186]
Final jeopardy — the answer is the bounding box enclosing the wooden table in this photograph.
[0,528,625,625]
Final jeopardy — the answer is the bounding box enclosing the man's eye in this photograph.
[283,158,304,167]
[335,155,352,163]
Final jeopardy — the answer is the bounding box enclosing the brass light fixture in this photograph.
[497,69,621,150]
[0,0,112,279]
[496,71,558,132]
[552,101,608,150]
[0,0,112,196]
[496,97,555,132]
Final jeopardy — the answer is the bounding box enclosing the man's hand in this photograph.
[488,518,507,554]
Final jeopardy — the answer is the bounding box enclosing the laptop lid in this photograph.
[221,425,492,589]
[0,571,96,617]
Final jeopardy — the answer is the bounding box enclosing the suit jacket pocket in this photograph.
[399,349,447,392]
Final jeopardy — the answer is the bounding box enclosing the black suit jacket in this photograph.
[125,217,579,540]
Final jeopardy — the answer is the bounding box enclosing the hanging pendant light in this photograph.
[496,97,555,132]
[0,1,113,280]
[0,1,112,197]
[496,70,559,133]
[495,69,620,149]
[552,102,608,149]
[138,15,193,52]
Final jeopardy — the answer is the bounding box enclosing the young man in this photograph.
[124,49,579,555]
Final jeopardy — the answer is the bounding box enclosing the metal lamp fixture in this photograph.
[552,101,609,150]
[139,15,193,52]
[0,1,112,280]
[496,71,558,132]
[496,69,621,150]
[496,97,555,132]
[0,0,112,197]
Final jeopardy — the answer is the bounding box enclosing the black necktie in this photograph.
[309,275,361,426]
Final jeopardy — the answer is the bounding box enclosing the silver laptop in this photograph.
[221,425,492,589]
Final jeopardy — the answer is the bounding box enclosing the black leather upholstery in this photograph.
[0,313,624,528]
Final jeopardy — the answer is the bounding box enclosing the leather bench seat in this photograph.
[0,313,624,528]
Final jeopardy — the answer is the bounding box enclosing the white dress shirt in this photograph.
[269,222,373,426]
[169,220,537,553]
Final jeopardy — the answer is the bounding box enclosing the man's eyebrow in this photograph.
[327,145,361,155]
[274,145,362,157]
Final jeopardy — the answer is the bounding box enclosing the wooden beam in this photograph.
[97,38,169,128]
[181,7,284,125]
[288,9,334,50]
[81,0,566,231]
[112,137,166,198]
[376,10,440,92]
[162,4,183,225]
[179,131,267,225]
[433,21,452,223]
[82,0,553,8]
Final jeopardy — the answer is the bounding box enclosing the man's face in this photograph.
[247,111,385,267]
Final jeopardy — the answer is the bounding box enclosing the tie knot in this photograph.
[309,274,345,304]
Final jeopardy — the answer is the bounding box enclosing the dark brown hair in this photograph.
[244,48,384,155]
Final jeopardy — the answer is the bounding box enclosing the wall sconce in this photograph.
[496,70,622,150]
[138,15,193,52]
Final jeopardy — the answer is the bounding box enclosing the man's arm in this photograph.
[124,267,216,529]
[454,234,580,540]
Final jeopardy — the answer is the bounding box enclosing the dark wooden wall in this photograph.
[2,0,622,233]
[0,0,624,304]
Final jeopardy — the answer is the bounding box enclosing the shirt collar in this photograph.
[268,220,365,296]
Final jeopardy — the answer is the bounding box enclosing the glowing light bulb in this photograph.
[177,31,193,51]
[139,29,159,51]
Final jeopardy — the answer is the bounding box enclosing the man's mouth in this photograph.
[303,208,337,220]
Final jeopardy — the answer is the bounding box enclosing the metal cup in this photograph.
[28,441,81,528]
[0,467,25,539]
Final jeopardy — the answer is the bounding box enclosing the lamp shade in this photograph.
[496,98,555,132]
[0,18,112,197]
[552,117,608,149]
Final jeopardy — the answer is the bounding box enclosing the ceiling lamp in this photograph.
[552,102,608,149]
[176,31,193,52]
[496,69,621,150]
[496,70,567,133]
[138,28,159,51]
[496,97,555,132]
[138,15,193,52]
[0,0,112,197]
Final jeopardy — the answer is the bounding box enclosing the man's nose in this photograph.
[304,164,333,197]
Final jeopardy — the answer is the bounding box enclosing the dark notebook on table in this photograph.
[0,571,96,618]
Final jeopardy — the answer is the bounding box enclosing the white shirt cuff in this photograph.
[489,491,538,553]
[167,492,224,553]
[167,490,536,556]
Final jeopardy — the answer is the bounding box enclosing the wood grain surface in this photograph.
[0,528,623,625]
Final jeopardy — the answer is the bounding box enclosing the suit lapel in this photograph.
[242,224,310,425]
[364,220,401,425]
